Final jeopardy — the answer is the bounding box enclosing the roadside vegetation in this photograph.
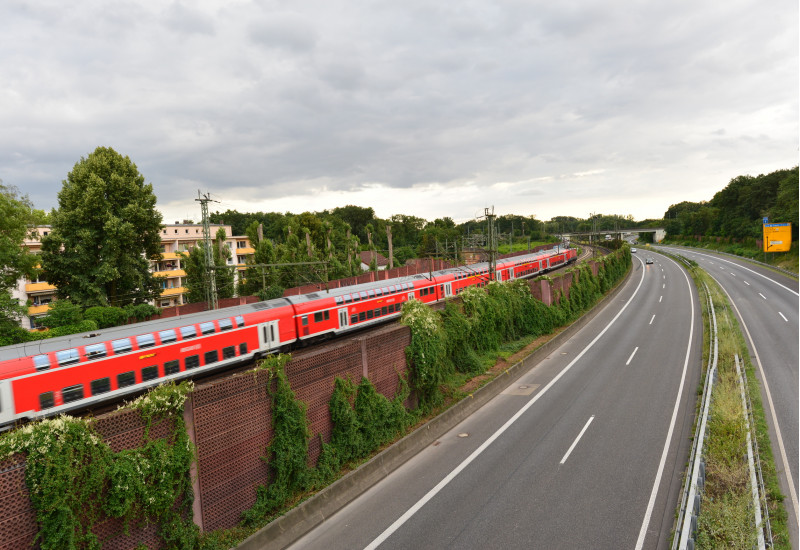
[667,254,788,548]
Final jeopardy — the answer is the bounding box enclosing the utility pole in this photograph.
[477,206,497,279]
[196,191,219,310]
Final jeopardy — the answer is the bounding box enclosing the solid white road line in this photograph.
[364,258,648,550]
[560,416,595,464]
[649,315,655,325]
[706,272,799,527]
[626,347,639,365]
[779,312,788,322]
[663,247,799,297]
[635,255,695,550]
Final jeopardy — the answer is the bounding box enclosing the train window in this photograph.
[117,371,136,388]
[358,312,366,322]
[352,293,360,302]
[239,343,248,355]
[375,289,383,297]
[235,316,245,327]
[159,329,177,344]
[185,355,200,369]
[302,315,309,326]
[388,304,395,313]
[90,378,111,396]
[367,290,375,298]
[381,307,388,315]
[34,355,50,371]
[56,349,80,366]
[219,318,233,331]
[314,312,323,323]
[374,309,381,318]
[85,343,107,360]
[200,322,216,335]
[142,365,159,381]
[112,338,133,355]
[367,310,373,320]
[180,326,197,339]
[62,384,84,403]
[136,334,156,349]
[204,350,218,365]
[350,314,358,324]
[164,360,180,375]
[39,392,55,410]
[223,346,236,359]
[335,296,343,305]
[324,310,330,321]
[344,295,352,304]
[359,291,368,300]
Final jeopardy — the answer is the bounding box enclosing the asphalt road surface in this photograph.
[659,245,799,546]
[291,254,702,549]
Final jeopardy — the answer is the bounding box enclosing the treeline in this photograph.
[663,167,798,241]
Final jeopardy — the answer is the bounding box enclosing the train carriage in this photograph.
[0,245,576,429]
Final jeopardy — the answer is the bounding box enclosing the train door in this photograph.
[444,283,452,297]
[338,308,349,329]
[507,268,514,280]
[0,380,12,427]
[495,270,503,281]
[258,320,280,351]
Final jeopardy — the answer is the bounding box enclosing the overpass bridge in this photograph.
[560,227,665,243]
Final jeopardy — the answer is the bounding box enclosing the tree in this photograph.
[181,229,236,304]
[40,147,164,307]
[0,183,39,338]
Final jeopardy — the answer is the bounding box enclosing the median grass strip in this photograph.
[678,260,789,548]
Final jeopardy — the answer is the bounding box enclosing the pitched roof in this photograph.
[358,251,389,267]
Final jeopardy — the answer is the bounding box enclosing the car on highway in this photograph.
[646,258,653,264]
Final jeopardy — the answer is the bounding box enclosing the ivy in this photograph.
[0,381,198,550]
[317,375,416,482]
[243,354,312,526]
[401,299,449,410]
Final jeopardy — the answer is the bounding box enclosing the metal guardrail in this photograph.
[735,354,773,548]
[673,283,718,549]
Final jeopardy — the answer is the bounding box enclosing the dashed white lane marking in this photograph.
[626,347,639,365]
[758,292,767,300]
[659,296,663,303]
[779,312,788,322]
[560,416,595,465]
[662,284,665,289]
[649,315,655,325]
[744,281,750,286]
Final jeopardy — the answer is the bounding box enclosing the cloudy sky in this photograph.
[2,0,797,226]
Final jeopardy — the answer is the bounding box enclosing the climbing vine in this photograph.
[242,354,312,526]
[0,381,198,550]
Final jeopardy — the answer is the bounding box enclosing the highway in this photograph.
[290,253,702,549]
[659,245,800,545]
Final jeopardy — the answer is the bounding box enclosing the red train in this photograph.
[0,247,576,429]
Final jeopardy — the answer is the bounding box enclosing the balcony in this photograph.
[153,269,185,278]
[236,247,255,255]
[159,252,184,260]
[160,286,186,297]
[25,282,57,294]
[28,304,51,316]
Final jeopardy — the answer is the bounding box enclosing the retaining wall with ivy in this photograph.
[0,256,617,549]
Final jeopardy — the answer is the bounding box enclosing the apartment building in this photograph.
[13,223,255,329]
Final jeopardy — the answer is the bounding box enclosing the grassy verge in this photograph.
[668,255,789,548]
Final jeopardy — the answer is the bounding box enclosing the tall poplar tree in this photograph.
[41,147,163,307]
